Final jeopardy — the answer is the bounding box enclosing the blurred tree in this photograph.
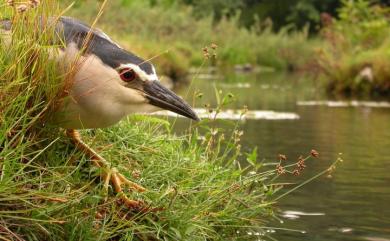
[182,0,242,23]
[173,0,341,32]
[379,0,390,5]
[238,0,341,32]
[145,0,390,32]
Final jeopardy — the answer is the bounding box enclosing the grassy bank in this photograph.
[315,0,390,96]
[63,0,318,81]
[0,2,329,240]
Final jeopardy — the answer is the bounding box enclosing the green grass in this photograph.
[315,0,390,96]
[0,115,279,240]
[0,1,338,240]
[0,2,279,240]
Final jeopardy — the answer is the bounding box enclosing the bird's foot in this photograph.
[66,129,155,211]
[102,167,147,210]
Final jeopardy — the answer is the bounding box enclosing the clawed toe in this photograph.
[66,129,158,212]
[103,167,149,210]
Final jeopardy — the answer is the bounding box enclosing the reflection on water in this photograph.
[298,100,390,108]
[153,108,300,120]
[364,237,390,241]
[172,72,390,241]
[282,210,326,220]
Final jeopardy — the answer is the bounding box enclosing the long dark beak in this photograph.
[143,81,199,121]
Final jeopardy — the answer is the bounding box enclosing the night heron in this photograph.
[1,16,199,209]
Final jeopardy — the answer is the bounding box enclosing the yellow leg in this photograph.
[66,129,146,209]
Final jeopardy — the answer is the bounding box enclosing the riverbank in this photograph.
[0,2,296,240]
[65,0,390,97]
[313,1,390,97]
[65,0,318,83]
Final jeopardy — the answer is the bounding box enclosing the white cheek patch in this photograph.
[151,65,158,79]
[118,63,158,82]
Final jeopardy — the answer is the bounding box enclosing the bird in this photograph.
[1,16,199,210]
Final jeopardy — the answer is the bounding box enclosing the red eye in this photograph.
[119,68,136,82]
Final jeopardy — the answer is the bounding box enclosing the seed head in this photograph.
[233,130,243,143]
[29,0,40,8]
[236,144,241,152]
[311,149,319,158]
[278,154,287,161]
[276,164,285,175]
[202,47,210,59]
[131,170,141,179]
[17,4,28,13]
[234,130,244,137]
[6,0,14,6]
[297,156,306,171]
[292,169,300,176]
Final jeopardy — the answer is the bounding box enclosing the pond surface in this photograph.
[172,72,390,241]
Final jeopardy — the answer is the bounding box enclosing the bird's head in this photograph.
[58,17,199,128]
[112,61,199,121]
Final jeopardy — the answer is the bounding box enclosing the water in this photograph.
[172,72,390,241]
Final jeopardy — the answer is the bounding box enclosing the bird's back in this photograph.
[58,17,154,74]
[1,16,154,74]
